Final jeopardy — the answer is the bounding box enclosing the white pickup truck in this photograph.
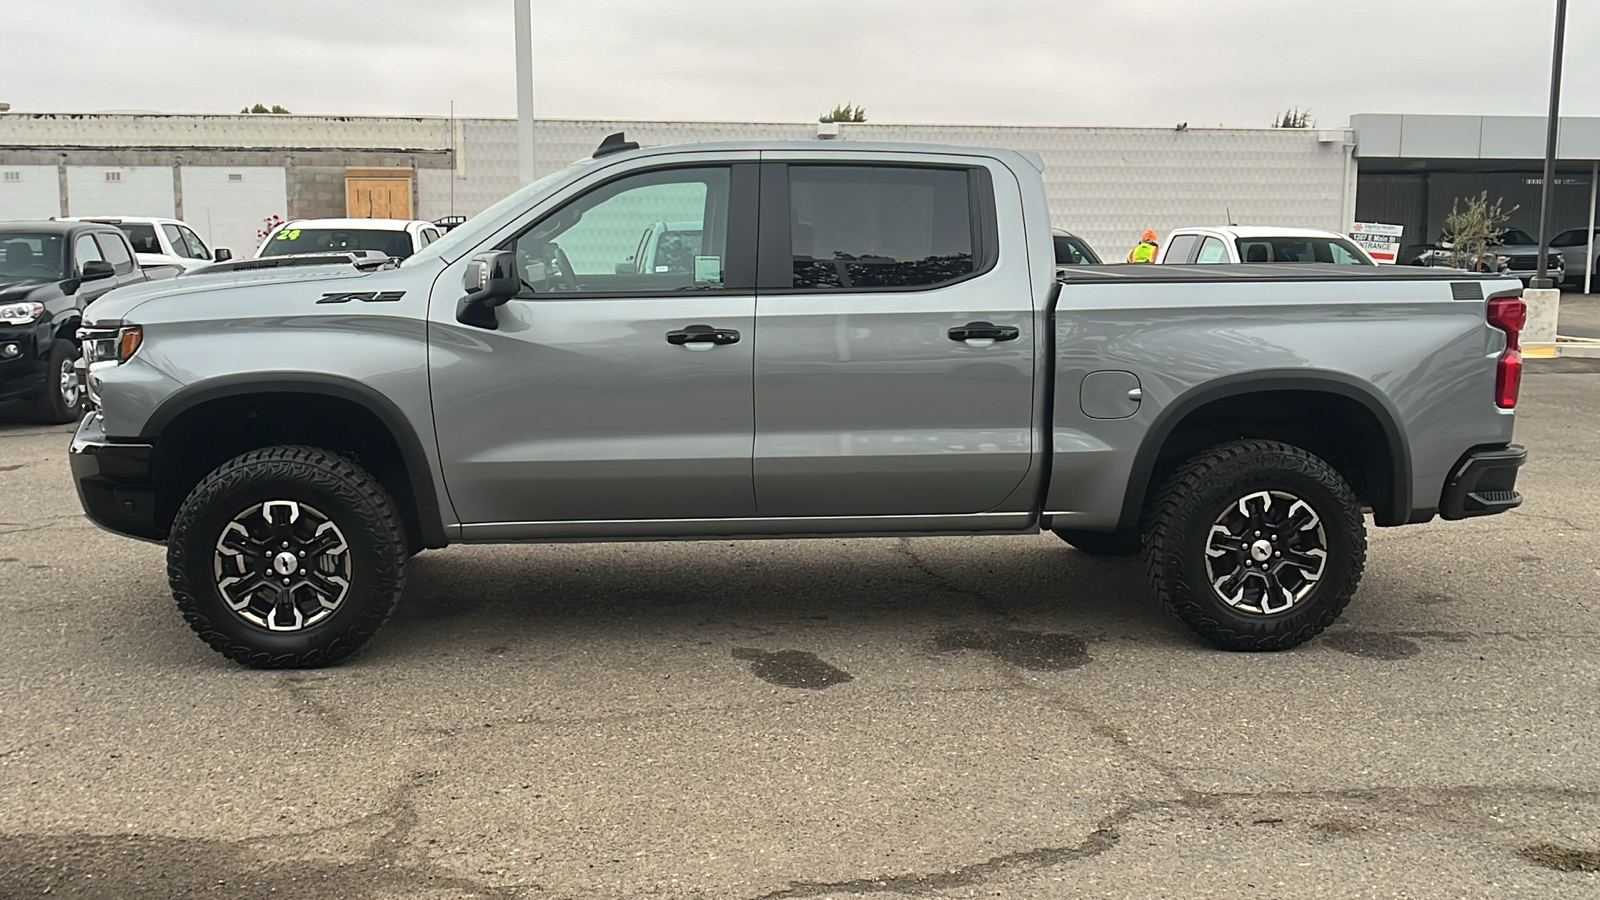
[1156,226,1377,266]
[64,217,234,272]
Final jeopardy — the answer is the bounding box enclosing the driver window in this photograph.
[510,166,730,295]
[75,234,106,272]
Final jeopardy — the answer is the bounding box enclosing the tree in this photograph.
[820,103,867,123]
[1441,192,1517,272]
[240,103,291,114]
[1273,107,1312,128]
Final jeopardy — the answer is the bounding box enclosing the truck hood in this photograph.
[82,262,409,326]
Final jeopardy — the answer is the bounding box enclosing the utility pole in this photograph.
[1532,0,1567,289]
[515,0,537,186]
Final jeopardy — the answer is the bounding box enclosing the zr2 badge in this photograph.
[317,291,406,304]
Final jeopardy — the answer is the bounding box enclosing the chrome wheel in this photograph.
[1203,490,1328,615]
[212,500,352,632]
[58,355,80,409]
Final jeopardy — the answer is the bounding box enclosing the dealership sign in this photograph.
[1349,222,1404,264]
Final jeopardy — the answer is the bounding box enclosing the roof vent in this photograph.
[593,132,640,158]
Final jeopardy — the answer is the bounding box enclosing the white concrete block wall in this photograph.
[0,166,62,220]
[180,167,288,259]
[66,165,175,219]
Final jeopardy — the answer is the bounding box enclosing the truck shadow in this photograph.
[380,535,1189,653]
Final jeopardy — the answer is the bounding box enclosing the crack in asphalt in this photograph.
[745,784,1600,899]
[892,538,1015,619]
[0,770,536,899]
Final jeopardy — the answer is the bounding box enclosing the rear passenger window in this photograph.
[1195,236,1229,264]
[788,165,977,290]
[1163,234,1200,264]
[95,232,136,274]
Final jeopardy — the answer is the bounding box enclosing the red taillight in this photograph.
[1487,295,1525,409]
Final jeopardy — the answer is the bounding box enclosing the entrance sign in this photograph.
[1350,222,1404,264]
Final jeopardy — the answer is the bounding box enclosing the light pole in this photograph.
[515,0,537,186]
[1532,0,1568,290]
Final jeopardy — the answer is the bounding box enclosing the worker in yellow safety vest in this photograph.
[1126,229,1159,264]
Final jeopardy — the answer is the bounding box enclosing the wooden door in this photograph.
[344,169,412,219]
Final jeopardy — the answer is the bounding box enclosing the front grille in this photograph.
[1504,254,1562,271]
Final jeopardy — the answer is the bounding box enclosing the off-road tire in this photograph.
[1143,440,1366,651]
[1053,528,1143,557]
[31,339,83,424]
[168,445,407,668]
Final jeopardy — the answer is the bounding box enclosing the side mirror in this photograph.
[456,250,519,330]
[81,260,116,282]
[213,248,233,262]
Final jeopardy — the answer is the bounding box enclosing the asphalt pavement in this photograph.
[1,366,1598,899]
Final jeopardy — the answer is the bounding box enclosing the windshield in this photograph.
[262,227,414,259]
[0,232,68,282]
[1492,229,1537,246]
[402,161,592,268]
[1235,237,1372,265]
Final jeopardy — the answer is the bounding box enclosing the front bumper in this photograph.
[1440,443,1526,520]
[0,327,45,402]
[70,412,160,541]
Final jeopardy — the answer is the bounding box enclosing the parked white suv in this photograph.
[63,216,233,272]
[1155,226,1376,266]
[256,218,441,261]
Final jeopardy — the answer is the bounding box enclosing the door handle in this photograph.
[948,322,1020,343]
[667,324,741,350]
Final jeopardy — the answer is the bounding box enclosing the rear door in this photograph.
[430,156,760,527]
[750,156,1036,519]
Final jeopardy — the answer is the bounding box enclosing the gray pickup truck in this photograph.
[69,135,1528,668]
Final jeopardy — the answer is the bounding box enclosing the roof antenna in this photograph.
[1226,206,1238,227]
[593,132,640,158]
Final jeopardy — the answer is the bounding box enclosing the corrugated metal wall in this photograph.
[0,165,62,219]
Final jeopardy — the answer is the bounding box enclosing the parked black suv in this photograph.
[0,221,172,422]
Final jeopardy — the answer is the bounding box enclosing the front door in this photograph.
[752,161,1037,517]
[430,162,759,526]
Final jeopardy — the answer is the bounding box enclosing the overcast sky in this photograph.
[5,0,1597,127]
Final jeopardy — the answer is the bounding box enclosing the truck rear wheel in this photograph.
[1143,440,1366,651]
[167,445,407,668]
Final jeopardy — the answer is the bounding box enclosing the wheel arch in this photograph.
[1118,371,1412,532]
[141,374,448,550]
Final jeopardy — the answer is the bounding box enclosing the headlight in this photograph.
[81,325,143,364]
[0,301,44,325]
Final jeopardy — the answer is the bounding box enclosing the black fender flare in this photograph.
[1117,370,1412,531]
[140,373,449,548]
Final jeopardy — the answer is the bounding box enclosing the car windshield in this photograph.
[0,232,69,282]
[1492,229,1537,246]
[1234,237,1372,265]
[262,227,414,259]
[402,161,592,268]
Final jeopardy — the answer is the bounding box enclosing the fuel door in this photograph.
[1080,370,1143,419]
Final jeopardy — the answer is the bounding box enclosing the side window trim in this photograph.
[756,161,1000,295]
[498,161,758,299]
[74,233,106,270]
[178,225,210,260]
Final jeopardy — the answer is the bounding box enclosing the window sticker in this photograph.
[276,229,301,241]
[694,255,722,283]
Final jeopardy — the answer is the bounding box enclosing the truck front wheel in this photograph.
[167,445,407,668]
[1143,440,1366,651]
